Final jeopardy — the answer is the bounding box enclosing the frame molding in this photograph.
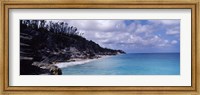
[0,0,199,95]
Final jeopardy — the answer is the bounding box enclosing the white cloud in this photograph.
[66,20,126,32]
[52,20,180,52]
[135,24,154,34]
[159,20,180,25]
[166,30,179,35]
[171,40,178,44]
[149,20,180,25]
[148,20,180,36]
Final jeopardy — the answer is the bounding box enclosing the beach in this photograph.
[54,55,111,68]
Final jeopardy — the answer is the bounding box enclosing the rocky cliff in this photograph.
[20,20,125,75]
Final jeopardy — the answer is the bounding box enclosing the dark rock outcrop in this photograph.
[32,62,62,75]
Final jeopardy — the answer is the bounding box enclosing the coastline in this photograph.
[54,55,112,68]
[31,54,122,75]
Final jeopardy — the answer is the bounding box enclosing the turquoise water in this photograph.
[61,53,180,75]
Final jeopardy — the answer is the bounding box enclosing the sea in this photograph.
[56,53,180,75]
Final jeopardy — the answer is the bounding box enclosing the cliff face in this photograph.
[20,20,125,75]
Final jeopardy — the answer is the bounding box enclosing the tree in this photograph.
[39,20,46,28]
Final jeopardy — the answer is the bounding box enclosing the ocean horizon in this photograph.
[56,53,180,75]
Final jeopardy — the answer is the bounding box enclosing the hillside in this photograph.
[20,20,125,75]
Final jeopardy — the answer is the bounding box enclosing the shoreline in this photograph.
[33,54,121,75]
[54,55,112,68]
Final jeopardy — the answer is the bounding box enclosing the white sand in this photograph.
[54,55,111,68]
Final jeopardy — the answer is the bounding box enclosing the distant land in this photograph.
[20,20,125,75]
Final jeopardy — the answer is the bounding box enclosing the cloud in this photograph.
[171,40,178,44]
[148,20,180,36]
[134,24,154,34]
[54,20,180,53]
[159,20,180,25]
[166,30,179,35]
[66,20,126,32]
[149,20,180,25]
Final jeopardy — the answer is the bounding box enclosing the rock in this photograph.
[50,67,62,75]
[32,62,62,75]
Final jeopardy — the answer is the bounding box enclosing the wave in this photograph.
[54,56,111,68]
[54,59,96,68]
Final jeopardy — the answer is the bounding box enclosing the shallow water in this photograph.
[60,53,180,75]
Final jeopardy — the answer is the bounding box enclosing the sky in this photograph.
[52,20,180,53]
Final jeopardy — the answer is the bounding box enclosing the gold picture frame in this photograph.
[0,0,199,95]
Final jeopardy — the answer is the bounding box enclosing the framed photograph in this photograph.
[0,0,199,95]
